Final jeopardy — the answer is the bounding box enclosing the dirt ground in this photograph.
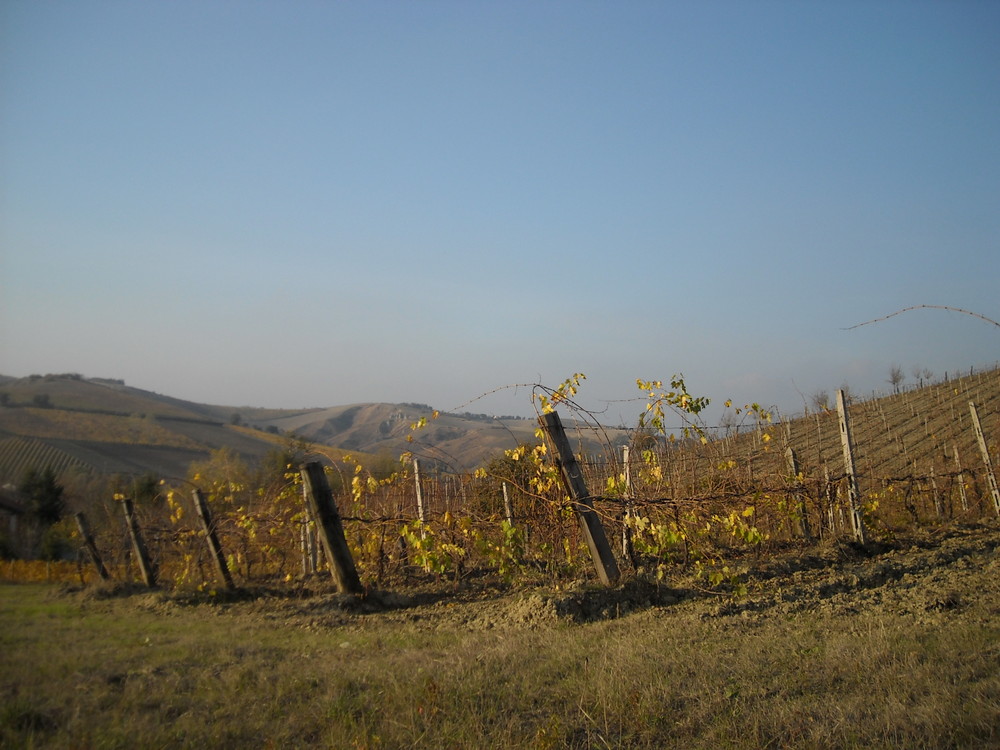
[89,519,1000,634]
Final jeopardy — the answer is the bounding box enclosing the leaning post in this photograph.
[969,402,1000,516]
[538,411,620,586]
[191,489,235,590]
[121,497,158,587]
[299,461,363,594]
[74,511,111,581]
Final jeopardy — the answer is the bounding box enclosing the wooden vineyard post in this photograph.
[785,447,812,540]
[538,411,620,586]
[74,511,110,581]
[969,402,1000,516]
[299,462,363,594]
[620,446,638,566]
[823,467,835,537]
[836,390,868,544]
[192,489,235,590]
[121,497,157,587]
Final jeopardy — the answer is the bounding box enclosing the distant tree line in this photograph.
[26,373,85,382]
[454,412,529,422]
[0,392,53,408]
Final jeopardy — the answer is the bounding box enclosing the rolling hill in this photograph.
[0,374,309,482]
[2,367,996,494]
[254,402,550,470]
[0,374,583,482]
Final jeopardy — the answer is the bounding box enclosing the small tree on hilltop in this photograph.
[810,390,831,412]
[887,364,905,394]
[911,366,934,388]
[839,383,854,405]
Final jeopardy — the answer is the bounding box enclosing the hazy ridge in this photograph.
[0,374,557,480]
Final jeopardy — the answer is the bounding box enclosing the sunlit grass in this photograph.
[2,580,998,748]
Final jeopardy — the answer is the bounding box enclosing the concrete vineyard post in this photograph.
[929,465,944,519]
[836,390,868,544]
[538,411,620,586]
[74,511,110,581]
[954,446,969,512]
[413,459,426,524]
[192,489,235,590]
[969,402,1000,516]
[412,459,427,568]
[502,482,514,527]
[299,462,363,594]
[121,497,157,588]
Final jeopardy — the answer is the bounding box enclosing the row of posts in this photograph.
[837,395,999,544]
[73,399,998,591]
[546,396,999,586]
[74,462,363,594]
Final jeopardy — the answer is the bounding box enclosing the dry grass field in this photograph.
[3,520,998,749]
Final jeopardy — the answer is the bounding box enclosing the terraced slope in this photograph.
[787,367,1000,488]
[0,437,91,481]
[0,377,289,482]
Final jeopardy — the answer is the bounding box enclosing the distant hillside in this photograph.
[0,373,217,420]
[3,368,993,488]
[0,374,609,481]
[257,403,561,470]
[0,375,316,482]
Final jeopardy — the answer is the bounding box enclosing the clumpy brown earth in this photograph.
[709,525,1000,623]
[94,519,1000,631]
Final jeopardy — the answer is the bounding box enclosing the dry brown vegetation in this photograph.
[0,408,205,449]
[2,520,999,748]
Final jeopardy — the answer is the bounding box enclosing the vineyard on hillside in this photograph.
[3,366,999,593]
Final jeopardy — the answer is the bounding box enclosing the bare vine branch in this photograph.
[843,304,1000,331]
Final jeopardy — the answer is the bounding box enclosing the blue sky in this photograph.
[2,1,998,424]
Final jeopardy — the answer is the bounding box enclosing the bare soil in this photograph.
[84,519,1000,634]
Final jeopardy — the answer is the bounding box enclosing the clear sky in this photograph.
[2,1,998,425]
